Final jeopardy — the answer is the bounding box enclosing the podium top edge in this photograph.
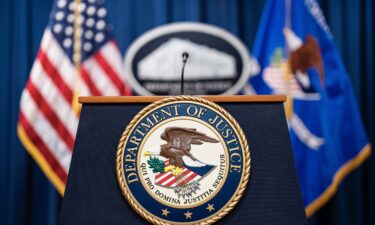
[78,95,286,104]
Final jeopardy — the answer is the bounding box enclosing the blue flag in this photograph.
[250,0,371,217]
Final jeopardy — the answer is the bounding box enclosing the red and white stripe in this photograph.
[263,66,304,95]
[155,160,201,187]
[18,28,131,192]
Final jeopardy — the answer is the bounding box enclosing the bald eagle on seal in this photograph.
[145,127,219,168]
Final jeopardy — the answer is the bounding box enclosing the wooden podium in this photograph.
[59,95,307,225]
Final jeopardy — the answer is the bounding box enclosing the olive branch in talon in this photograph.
[146,156,165,173]
[145,155,184,176]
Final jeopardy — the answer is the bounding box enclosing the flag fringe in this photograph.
[305,143,371,217]
[17,124,65,196]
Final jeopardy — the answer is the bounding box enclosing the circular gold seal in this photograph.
[116,96,250,225]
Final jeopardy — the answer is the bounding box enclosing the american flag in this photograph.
[17,0,131,195]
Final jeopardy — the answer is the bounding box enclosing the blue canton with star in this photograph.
[48,0,113,63]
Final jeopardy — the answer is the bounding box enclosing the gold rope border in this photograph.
[116,96,251,225]
[305,143,371,217]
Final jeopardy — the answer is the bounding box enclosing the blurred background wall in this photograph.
[0,0,374,224]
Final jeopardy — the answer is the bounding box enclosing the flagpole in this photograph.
[285,0,291,29]
[72,0,82,114]
[284,0,293,120]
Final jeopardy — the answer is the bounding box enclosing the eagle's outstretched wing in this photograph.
[159,127,219,167]
[161,127,219,151]
[290,35,325,86]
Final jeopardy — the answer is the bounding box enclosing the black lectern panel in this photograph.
[59,101,306,225]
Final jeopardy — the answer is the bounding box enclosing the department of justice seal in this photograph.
[116,96,250,225]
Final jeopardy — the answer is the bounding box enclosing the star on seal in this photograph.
[161,208,170,217]
[206,203,215,212]
[184,211,193,219]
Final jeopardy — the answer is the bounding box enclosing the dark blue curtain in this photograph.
[0,0,373,225]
